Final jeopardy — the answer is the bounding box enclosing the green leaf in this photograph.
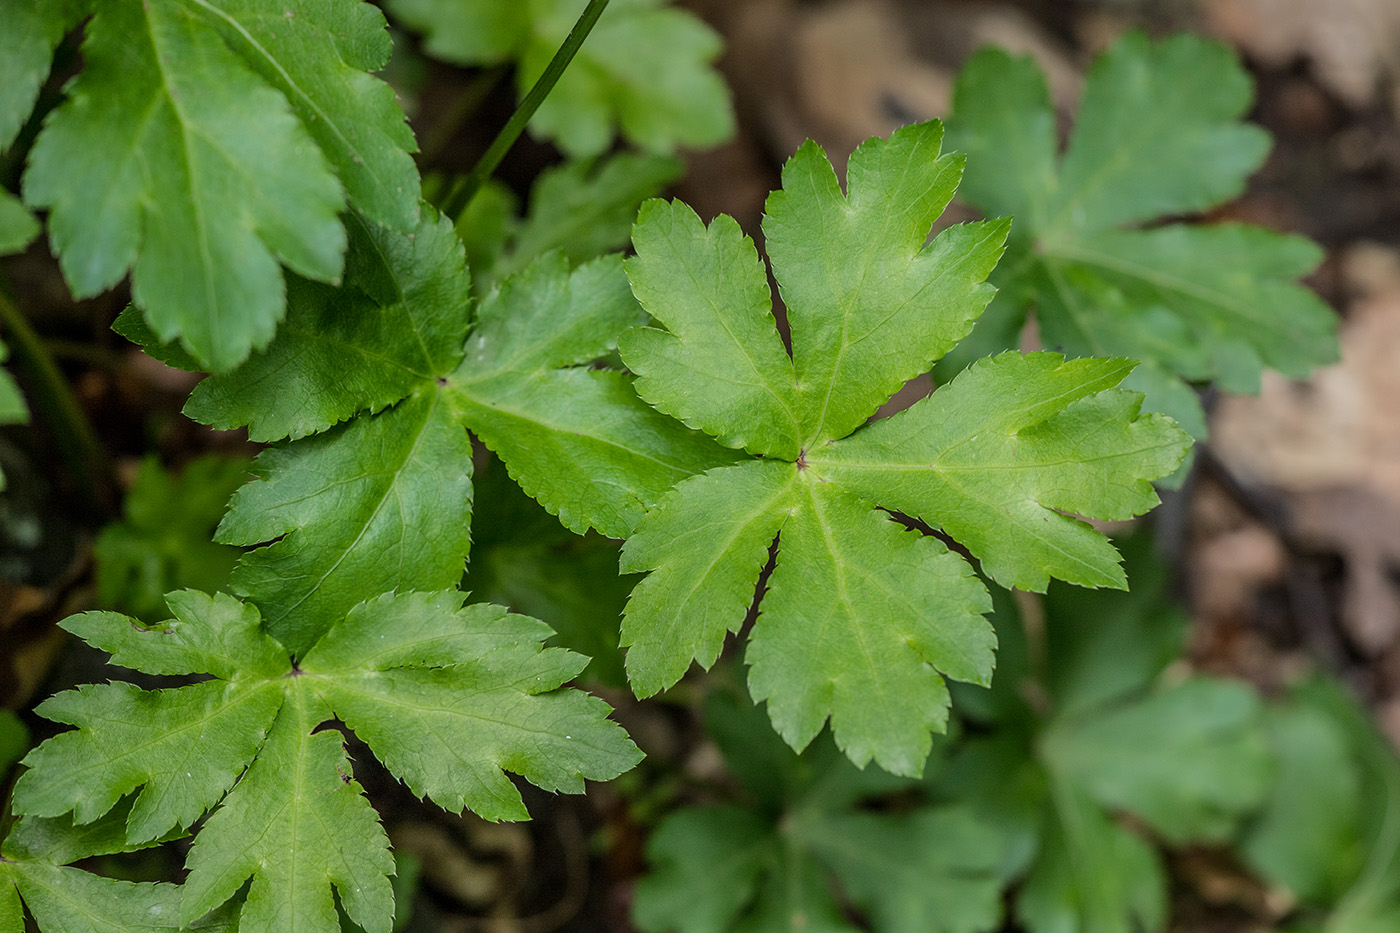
[449,254,737,538]
[1242,699,1365,905]
[14,589,639,932]
[620,461,796,697]
[619,123,1189,773]
[812,353,1184,592]
[633,806,784,933]
[0,709,27,777]
[387,0,733,157]
[2,862,189,933]
[636,690,1000,933]
[1242,679,1400,929]
[185,210,470,442]
[466,464,634,687]
[764,124,1008,447]
[749,478,991,776]
[217,390,473,655]
[624,200,801,459]
[14,593,288,843]
[94,456,249,622]
[946,32,1336,425]
[0,0,78,149]
[802,807,1008,933]
[23,0,347,371]
[1016,783,1166,933]
[193,0,420,231]
[1042,677,1271,844]
[1041,532,1189,717]
[181,689,394,933]
[0,190,39,256]
[301,591,642,822]
[473,152,683,287]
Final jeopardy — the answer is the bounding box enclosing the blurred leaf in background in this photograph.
[94,456,249,622]
[633,687,1010,933]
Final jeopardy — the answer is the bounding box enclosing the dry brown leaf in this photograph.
[1201,0,1400,108]
[1212,243,1400,654]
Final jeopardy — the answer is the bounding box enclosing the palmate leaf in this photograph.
[634,692,1009,933]
[1,792,239,932]
[942,544,1272,933]
[619,120,1191,774]
[12,589,640,932]
[180,217,732,647]
[142,209,730,654]
[22,0,419,371]
[385,0,732,157]
[945,31,1337,434]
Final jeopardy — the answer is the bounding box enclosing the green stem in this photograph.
[442,0,611,221]
[0,287,112,513]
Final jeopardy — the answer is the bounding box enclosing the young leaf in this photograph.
[12,589,640,932]
[94,455,249,622]
[386,0,733,157]
[619,121,1191,774]
[945,32,1337,433]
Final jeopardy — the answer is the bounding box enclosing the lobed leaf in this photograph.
[764,122,1008,446]
[15,679,284,843]
[618,124,1189,772]
[450,254,737,538]
[15,588,640,931]
[624,200,801,458]
[195,0,421,231]
[388,0,733,158]
[620,461,797,696]
[23,0,346,371]
[181,690,394,933]
[946,32,1337,430]
[749,479,991,776]
[809,352,1186,591]
[218,391,472,655]
[186,210,470,441]
[303,592,642,822]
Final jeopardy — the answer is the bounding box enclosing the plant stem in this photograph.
[442,0,611,221]
[0,286,112,513]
